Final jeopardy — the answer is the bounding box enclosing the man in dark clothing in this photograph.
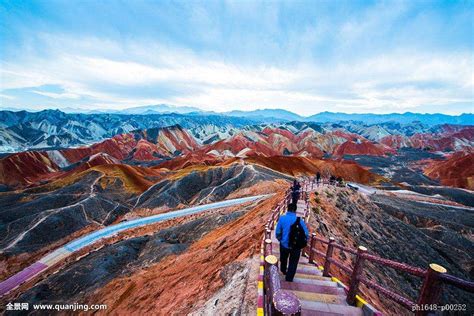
[316,172,321,185]
[275,203,309,282]
[290,180,301,204]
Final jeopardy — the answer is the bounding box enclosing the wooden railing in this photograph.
[303,178,474,316]
[261,182,311,315]
[261,177,474,315]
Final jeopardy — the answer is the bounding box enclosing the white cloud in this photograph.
[0,34,472,115]
[0,93,15,100]
[32,90,80,99]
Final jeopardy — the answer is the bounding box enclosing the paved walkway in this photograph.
[272,199,362,316]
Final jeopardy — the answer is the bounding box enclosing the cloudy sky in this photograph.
[0,0,472,115]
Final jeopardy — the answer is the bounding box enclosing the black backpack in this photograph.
[289,217,307,250]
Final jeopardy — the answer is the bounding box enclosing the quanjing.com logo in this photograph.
[5,302,29,311]
[5,302,107,312]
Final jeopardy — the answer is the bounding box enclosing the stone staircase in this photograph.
[271,200,362,316]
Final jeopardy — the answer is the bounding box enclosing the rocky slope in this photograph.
[380,126,474,152]
[81,186,286,315]
[343,148,444,186]
[243,156,387,184]
[0,157,295,281]
[308,185,474,315]
[14,207,249,307]
[424,152,474,190]
[0,167,142,278]
[333,140,395,156]
[0,177,287,315]
[134,163,292,209]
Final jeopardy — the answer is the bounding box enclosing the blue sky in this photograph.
[0,0,472,115]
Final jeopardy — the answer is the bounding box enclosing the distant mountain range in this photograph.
[1,108,473,154]
[2,104,472,125]
[224,108,304,121]
[307,111,473,125]
[59,104,203,115]
[227,109,473,125]
[0,110,253,152]
[115,104,203,115]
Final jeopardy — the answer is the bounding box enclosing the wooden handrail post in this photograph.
[416,263,447,316]
[264,255,278,274]
[264,255,300,315]
[308,233,317,263]
[264,255,278,315]
[265,228,272,241]
[346,246,367,305]
[268,218,275,230]
[264,239,273,256]
[303,232,311,258]
[272,290,301,316]
[322,237,335,277]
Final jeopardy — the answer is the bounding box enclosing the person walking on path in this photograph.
[316,172,321,185]
[290,180,301,204]
[275,203,309,282]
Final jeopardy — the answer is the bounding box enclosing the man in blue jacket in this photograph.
[275,203,309,282]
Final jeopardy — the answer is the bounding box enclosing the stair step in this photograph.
[288,291,346,305]
[281,282,345,295]
[297,267,323,275]
[282,277,338,287]
[298,261,319,268]
[300,260,319,267]
[300,300,363,316]
[301,310,342,316]
[294,273,332,281]
[268,209,364,316]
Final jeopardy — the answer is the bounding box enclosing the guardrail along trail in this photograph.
[259,179,370,315]
[258,178,473,316]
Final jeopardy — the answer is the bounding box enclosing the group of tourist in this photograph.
[314,171,344,186]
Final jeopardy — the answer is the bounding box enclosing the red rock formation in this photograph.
[380,135,412,149]
[381,126,474,152]
[205,133,280,157]
[199,128,339,158]
[60,125,199,164]
[134,125,199,155]
[424,152,474,189]
[0,126,199,188]
[333,140,395,156]
[0,151,60,187]
[243,156,386,184]
[132,139,165,161]
[156,153,224,170]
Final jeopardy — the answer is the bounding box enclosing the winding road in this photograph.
[0,194,269,297]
